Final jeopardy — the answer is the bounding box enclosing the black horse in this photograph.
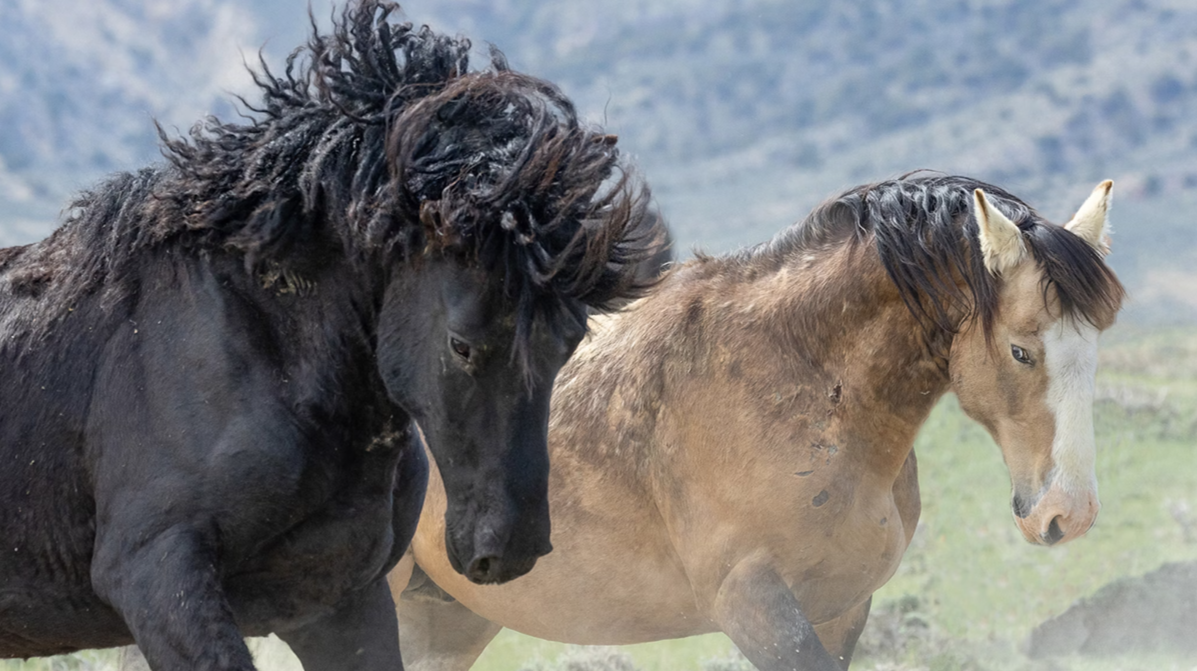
[0,2,657,669]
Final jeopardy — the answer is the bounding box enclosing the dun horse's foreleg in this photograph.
[711,558,843,671]
[91,525,255,671]
[395,569,502,671]
[277,576,403,671]
[812,597,871,669]
[117,645,152,671]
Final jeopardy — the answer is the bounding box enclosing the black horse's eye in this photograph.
[1011,345,1033,365]
[449,337,472,361]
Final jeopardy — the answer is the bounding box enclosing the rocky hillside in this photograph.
[2,0,1194,321]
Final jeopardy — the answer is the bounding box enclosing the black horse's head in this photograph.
[140,1,660,584]
[310,3,658,583]
[375,261,582,583]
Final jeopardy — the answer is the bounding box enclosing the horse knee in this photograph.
[88,536,143,606]
[710,557,842,671]
[88,523,255,670]
[813,597,872,670]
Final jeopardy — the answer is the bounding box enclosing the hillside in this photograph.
[1,0,1195,321]
[0,0,265,241]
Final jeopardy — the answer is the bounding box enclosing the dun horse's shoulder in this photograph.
[586,312,618,336]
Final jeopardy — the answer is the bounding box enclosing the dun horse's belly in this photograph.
[414,438,712,644]
[438,543,708,644]
[429,492,909,643]
[415,485,706,643]
[416,467,914,644]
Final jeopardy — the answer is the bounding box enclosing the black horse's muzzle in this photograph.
[444,500,553,584]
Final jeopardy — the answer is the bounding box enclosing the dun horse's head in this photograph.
[949,182,1123,546]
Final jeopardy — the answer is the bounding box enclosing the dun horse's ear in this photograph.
[1065,180,1113,256]
[973,189,1025,275]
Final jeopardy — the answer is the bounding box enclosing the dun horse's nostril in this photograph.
[1043,516,1065,545]
[1012,494,1032,519]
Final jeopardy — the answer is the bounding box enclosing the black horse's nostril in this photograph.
[466,555,499,582]
[1043,516,1065,545]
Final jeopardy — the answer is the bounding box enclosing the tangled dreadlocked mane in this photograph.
[8,0,656,361]
[731,174,1124,344]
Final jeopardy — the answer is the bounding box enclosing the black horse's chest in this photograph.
[221,440,410,632]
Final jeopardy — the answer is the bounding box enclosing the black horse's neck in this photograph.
[246,248,400,425]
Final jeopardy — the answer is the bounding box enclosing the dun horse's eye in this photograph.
[1011,345,1033,365]
[449,337,472,361]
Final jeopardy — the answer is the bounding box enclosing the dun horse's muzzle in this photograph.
[1012,484,1100,546]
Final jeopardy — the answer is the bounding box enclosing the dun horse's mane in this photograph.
[6,0,654,359]
[725,174,1124,338]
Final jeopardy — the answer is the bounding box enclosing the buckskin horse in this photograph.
[395,175,1124,670]
[0,2,658,669]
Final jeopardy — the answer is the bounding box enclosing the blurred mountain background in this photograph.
[1,0,1194,322]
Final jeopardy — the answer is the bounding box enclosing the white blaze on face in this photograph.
[1043,320,1101,497]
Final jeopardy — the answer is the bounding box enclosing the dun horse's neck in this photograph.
[556,238,955,482]
[684,240,952,477]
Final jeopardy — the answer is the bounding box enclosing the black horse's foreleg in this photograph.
[276,439,423,671]
[711,558,844,671]
[278,577,404,671]
[91,525,255,671]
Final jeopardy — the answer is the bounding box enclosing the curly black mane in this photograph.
[725,173,1124,340]
[10,0,654,356]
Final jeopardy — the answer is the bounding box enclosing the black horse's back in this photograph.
[0,1,660,668]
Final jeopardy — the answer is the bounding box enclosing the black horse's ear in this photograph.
[487,43,510,72]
